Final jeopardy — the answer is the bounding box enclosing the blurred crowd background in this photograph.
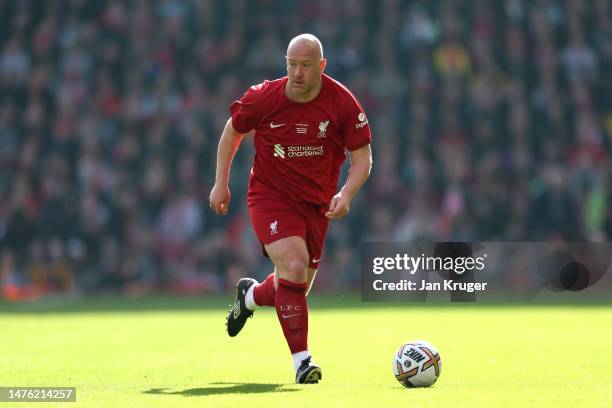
[1,0,611,299]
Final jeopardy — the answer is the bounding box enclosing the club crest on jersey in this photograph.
[318,120,329,138]
[270,220,278,235]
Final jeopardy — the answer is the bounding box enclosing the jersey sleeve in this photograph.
[229,83,265,134]
[340,92,372,151]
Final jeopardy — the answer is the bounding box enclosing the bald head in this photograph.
[285,33,326,102]
[287,33,324,61]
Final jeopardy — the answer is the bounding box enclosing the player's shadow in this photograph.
[144,382,300,396]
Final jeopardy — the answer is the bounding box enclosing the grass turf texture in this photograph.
[1,295,611,408]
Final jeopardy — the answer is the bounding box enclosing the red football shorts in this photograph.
[248,195,330,270]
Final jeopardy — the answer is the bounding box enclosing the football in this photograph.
[393,340,442,388]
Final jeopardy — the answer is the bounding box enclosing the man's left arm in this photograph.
[325,143,372,219]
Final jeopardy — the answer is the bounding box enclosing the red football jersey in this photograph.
[230,74,372,207]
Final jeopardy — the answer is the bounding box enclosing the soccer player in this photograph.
[209,33,372,384]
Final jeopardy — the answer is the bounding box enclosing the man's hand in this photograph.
[325,144,372,220]
[210,118,244,215]
[209,184,231,215]
[325,191,351,219]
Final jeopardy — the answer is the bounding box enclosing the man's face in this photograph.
[286,50,326,97]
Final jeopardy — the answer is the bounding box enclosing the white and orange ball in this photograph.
[392,340,442,388]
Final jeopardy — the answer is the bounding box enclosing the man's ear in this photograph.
[320,58,327,72]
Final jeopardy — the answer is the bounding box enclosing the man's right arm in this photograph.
[209,118,244,215]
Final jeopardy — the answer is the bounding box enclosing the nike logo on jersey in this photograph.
[282,313,301,319]
[312,258,321,263]
[270,122,286,128]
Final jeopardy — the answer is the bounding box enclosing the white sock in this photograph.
[244,282,258,311]
[292,350,311,372]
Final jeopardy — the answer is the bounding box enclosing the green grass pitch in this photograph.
[1,295,611,407]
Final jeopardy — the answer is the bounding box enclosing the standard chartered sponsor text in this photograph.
[287,145,324,157]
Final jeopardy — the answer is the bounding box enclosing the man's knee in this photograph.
[279,258,309,283]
